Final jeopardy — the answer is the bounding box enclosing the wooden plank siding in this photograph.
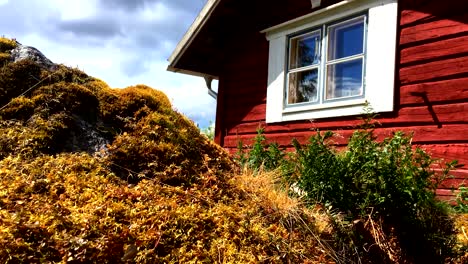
[215,0,468,197]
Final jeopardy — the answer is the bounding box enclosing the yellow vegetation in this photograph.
[0,37,16,67]
[0,60,42,106]
[0,52,10,65]
[0,37,333,262]
[0,37,17,52]
[454,213,468,259]
[0,154,334,263]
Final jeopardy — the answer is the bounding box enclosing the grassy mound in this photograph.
[0,37,232,180]
[0,37,333,263]
[0,155,332,263]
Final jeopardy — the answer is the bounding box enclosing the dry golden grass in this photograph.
[232,167,330,231]
[232,167,338,263]
[454,213,468,261]
[0,37,16,52]
[0,155,337,263]
[0,54,335,262]
[0,52,10,65]
[233,167,301,217]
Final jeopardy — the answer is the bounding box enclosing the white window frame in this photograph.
[286,29,322,105]
[264,0,398,123]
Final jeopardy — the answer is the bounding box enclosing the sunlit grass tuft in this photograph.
[0,37,17,52]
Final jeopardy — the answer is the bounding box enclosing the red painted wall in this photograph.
[215,0,468,199]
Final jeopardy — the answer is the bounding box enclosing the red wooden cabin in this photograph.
[168,0,468,200]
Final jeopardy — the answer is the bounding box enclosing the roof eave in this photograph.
[167,0,221,75]
[167,65,218,80]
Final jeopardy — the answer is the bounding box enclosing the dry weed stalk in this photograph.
[365,214,402,263]
[232,166,340,263]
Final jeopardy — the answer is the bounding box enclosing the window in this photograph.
[287,15,366,106]
[264,0,398,123]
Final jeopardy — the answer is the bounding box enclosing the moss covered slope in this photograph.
[0,37,331,263]
[0,36,232,182]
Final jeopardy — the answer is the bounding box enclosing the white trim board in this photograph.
[263,0,396,38]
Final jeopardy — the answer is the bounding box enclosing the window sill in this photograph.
[283,98,366,114]
[280,101,371,122]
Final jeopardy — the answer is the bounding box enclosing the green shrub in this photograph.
[454,185,468,213]
[200,121,215,140]
[238,126,458,262]
[236,128,287,172]
[296,130,440,216]
[293,131,344,203]
[296,129,457,262]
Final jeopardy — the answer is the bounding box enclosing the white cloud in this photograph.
[48,0,98,20]
[0,0,215,128]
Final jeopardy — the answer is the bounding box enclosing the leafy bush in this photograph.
[238,126,459,262]
[293,131,343,204]
[296,130,447,217]
[200,121,215,140]
[236,128,287,172]
[454,185,468,213]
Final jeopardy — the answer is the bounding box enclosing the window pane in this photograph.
[326,59,363,100]
[288,69,319,104]
[328,17,364,60]
[289,31,320,69]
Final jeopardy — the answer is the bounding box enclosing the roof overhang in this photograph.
[167,0,221,79]
[167,0,333,79]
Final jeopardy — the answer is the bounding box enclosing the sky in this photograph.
[0,0,216,128]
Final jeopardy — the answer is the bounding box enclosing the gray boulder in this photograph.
[10,42,57,71]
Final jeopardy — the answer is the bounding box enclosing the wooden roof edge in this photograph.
[166,65,218,80]
[167,0,221,70]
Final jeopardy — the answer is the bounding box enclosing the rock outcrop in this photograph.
[10,41,57,71]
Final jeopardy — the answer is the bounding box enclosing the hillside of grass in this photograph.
[0,37,339,263]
